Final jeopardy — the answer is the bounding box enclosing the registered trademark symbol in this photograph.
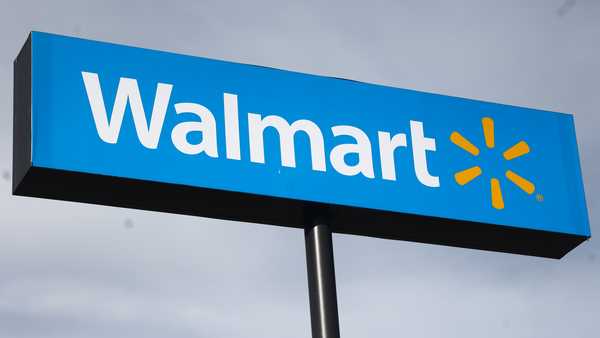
[536,194,544,202]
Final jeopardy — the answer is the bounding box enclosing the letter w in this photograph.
[81,72,173,149]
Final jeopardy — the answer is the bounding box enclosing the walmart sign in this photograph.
[13,32,590,258]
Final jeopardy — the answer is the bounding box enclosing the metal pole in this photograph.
[304,222,341,338]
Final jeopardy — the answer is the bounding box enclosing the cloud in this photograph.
[0,0,598,337]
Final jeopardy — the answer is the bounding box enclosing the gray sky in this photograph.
[1,1,599,337]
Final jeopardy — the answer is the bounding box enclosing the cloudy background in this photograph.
[1,0,598,337]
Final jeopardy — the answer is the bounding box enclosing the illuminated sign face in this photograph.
[13,32,590,258]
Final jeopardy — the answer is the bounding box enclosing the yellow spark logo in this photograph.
[450,117,536,210]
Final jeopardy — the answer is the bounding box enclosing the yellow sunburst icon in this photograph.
[450,117,536,210]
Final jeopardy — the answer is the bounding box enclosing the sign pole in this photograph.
[304,221,341,338]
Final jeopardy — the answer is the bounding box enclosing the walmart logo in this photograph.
[81,70,547,210]
[450,117,536,210]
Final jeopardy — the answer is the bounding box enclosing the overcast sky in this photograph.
[0,1,599,337]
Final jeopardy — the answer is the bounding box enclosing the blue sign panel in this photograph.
[13,32,590,258]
